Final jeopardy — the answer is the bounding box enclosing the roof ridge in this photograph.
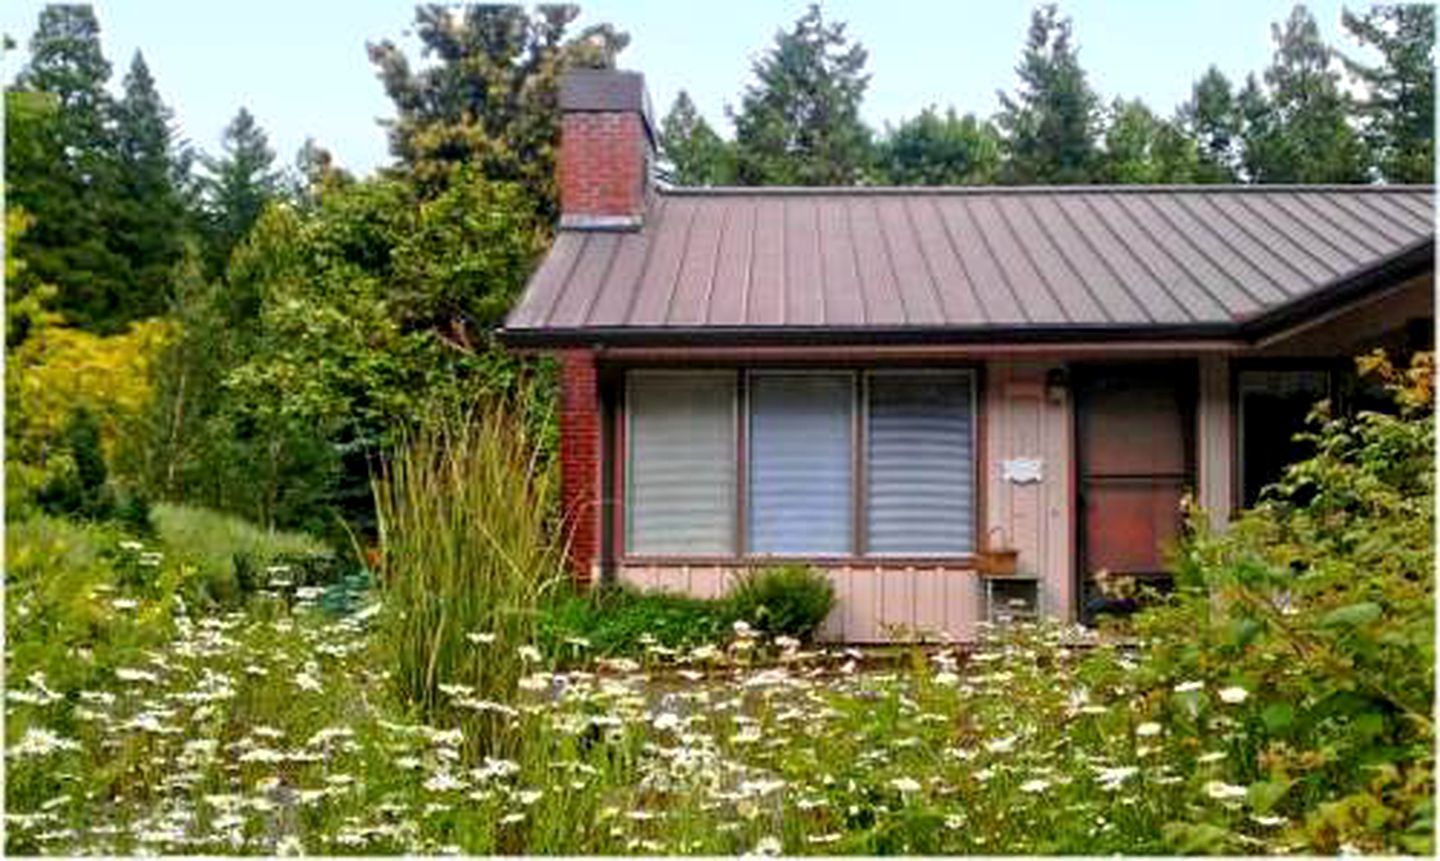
[657,183,1436,197]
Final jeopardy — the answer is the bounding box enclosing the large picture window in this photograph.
[623,368,977,558]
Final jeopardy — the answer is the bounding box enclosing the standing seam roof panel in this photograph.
[1082,194,1225,322]
[875,196,947,325]
[746,198,786,326]
[1169,194,1317,298]
[1021,196,1148,323]
[994,196,1107,322]
[849,198,909,325]
[906,196,987,324]
[1121,194,1279,309]
[817,197,868,325]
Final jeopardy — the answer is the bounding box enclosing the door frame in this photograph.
[1071,360,1199,621]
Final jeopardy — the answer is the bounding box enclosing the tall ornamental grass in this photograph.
[373,399,564,749]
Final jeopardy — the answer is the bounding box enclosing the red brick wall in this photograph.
[558,349,601,584]
[559,111,648,220]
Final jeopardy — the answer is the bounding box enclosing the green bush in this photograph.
[726,564,836,641]
[1110,350,1434,854]
[537,583,734,659]
[150,502,332,604]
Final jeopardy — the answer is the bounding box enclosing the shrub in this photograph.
[373,397,563,753]
[149,502,332,604]
[726,564,836,641]
[537,583,734,659]
[1111,350,1434,854]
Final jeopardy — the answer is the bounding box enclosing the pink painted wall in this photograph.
[617,563,980,643]
[982,360,1074,623]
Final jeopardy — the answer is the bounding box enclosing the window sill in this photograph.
[618,554,978,568]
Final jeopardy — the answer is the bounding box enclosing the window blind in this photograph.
[626,373,736,555]
[866,373,975,554]
[748,374,854,554]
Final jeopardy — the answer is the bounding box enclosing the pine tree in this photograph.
[731,4,873,186]
[367,4,628,214]
[9,4,131,331]
[658,91,735,186]
[876,107,1001,185]
[1341,4,1434,183]
[996,4,1102,184]
[1240,5,1368,184]
[199,108,282,274]
[112,51,186,317]
[1180,66,1243,183]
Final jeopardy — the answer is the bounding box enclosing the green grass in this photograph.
[151,502,331,601]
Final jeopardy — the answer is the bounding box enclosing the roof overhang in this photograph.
[499,235,1432,355]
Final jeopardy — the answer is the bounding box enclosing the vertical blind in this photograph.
[748,374,854,555]
[866,373,975,554]
[626,372,736,555]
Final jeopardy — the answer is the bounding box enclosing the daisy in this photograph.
[1218,686,1249,704]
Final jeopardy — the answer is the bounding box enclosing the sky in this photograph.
[1,0,1372,178]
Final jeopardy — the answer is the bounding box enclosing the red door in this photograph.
[1074,364,1195,617]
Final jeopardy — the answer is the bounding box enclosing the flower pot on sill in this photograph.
[977,527,1019,576]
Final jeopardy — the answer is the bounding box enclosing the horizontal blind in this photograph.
[748,374,853,555]
[866,373,975,554]
[627,372,736,555]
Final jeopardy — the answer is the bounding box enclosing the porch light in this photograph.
[1045,368,1069,403]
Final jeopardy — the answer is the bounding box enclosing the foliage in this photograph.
[1341,3,1435,183]
[373,399,564,754]
[658,90,736,186]
[149,502,333,604]
[875,107,1001,185]
[1114,350,1434,853]
[537,583,736,660]
[732,3,873,185]
[1239,6,1369,183]
[996,4,1101,184]
[1099,98,1203,183]
[726,564,836,642]
[1179,66,1243,182]
[367,3,628,213]
[198,107,283,276]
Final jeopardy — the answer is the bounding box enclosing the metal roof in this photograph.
[503,185,1434,346]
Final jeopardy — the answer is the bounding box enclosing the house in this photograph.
[500,69,1435,643]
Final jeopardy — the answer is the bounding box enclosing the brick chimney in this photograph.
[558,69,654,230]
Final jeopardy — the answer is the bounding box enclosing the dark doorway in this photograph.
[1074,362,1197,621]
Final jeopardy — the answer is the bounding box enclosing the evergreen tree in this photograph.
[658,90,735,186]
[9,4,131,331]
[731,4,873,186]
[1180,66,1243,182]
[112,51,186,317]
[1341,4,1434,183]
[368,4,628,214]
[1099,99,1202,183]
[199,108,282,274]
[876,107,1001,185]
[996,4,1102,184]
[1240,5,1368,183]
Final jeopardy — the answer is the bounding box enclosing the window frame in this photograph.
[618,365,981,564]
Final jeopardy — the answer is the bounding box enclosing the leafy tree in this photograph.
[112,51,186,317]
[658,90,735,186]
[1240,5,1369,183]
[1099,98,1202,184]
[367,3,628,213]
[1180,66,1243,183]
[199,108,282,275]
[996,4,1102,184]
[731,3,873,185]
[1341,4,1435,183]
[8,5,132,331]
[876,107,1001,185]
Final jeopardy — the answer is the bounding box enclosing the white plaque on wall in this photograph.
[1002,457,1044,484]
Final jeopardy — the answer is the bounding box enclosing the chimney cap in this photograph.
[560,68,653,125]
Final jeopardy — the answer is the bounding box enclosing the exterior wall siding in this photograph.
[617,563,981,643]
[983,360,1074,623]
[1197,356,1234,529]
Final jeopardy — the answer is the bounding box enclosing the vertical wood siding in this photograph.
[983,361,1074,622]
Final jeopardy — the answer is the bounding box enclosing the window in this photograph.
[866,373,976,555]
[623,368,978,558]
[748,374,854,555]
[626,372,736,555]
[1237,369,1330,506]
